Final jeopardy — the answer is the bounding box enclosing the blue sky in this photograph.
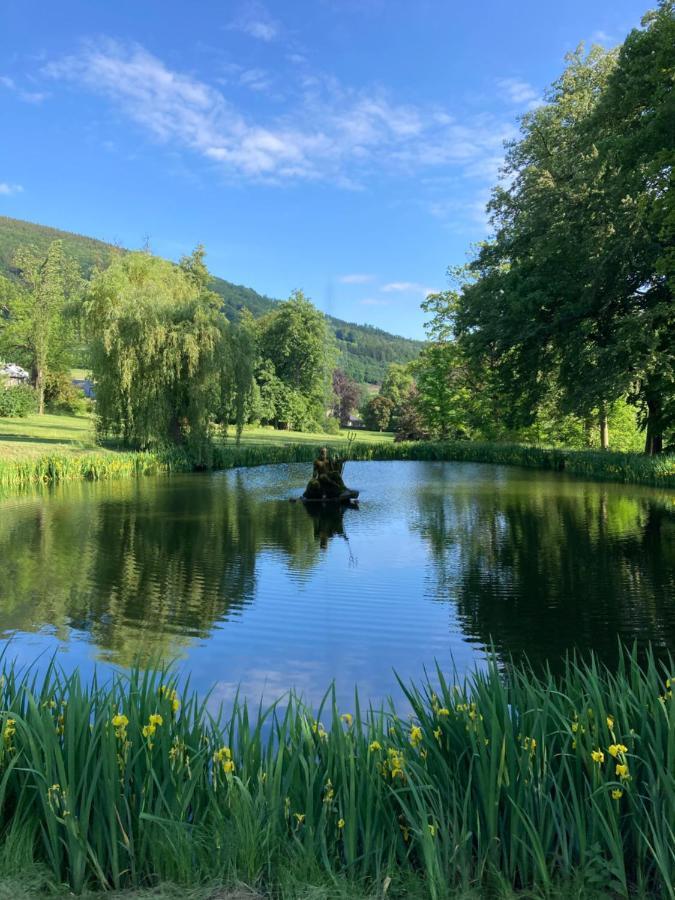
[1,0,648,339]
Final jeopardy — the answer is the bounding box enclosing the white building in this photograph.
[0,363,30,386]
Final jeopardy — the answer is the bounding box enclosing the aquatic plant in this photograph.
[0,439,672,489]
[0,646,674,896]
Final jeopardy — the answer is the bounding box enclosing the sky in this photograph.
[0,0,649,339]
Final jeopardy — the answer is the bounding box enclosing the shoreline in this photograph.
[0,438,673,489]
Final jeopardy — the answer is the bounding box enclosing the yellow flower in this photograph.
[437,707,450,717]
[616,763,630,780]
[337,818,345,829]
[428,824,436,837]
[410,725,423,747]
[221,759,235,774]
[571,722,579,734]
[606,715,615,730]
[148,713,163,727]
[369,740,382,752]
[522,736,537,755]
[341,713,353,727]
[611,789,624,800]
[112,713,128,729]
[3,718,16,745]
[608,744,628,758]
[591,749,605,764]
[159,685,181,715]
[572,740,577,750]
[294,813,305,825]
[433,727,441,741]
[142,724,156,739]
[323,780,334,803]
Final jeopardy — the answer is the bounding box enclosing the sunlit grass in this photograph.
[0,412,100,460]
[0,414,672,488]
[0,646,673,896]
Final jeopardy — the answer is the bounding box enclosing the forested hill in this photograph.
[0,216,422,384]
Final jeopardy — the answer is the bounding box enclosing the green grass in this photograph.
[0,412,100,460]
[0,414,672,489]
[0,647,674,897]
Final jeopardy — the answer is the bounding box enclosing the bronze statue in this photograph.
[302,446,359,502]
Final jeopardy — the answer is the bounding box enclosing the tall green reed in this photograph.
[0,646,673,896]
[0,438,672,489]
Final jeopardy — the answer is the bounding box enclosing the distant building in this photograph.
[344,417,366,430]
[0,363,30,386]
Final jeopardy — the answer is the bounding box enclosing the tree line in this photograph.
[0,242,365,457]
[412,1,674,454]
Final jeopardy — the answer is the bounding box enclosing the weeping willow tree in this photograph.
[84,248,253,461]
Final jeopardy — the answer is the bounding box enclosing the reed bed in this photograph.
[0,438,672,489]
[0,647,674,897]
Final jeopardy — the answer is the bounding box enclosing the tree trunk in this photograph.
[35,366,45,415]
[599,405,609,450]
[644,395,663,455]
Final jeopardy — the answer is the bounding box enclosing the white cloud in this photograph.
[339,273,374,284]
[360,297,389,306]
[381,281,437,296]
[238,67,273,92]
[44,38,517,192]
[0,182,24,195]
[497,77,541,110]
[229,2,280,42]
[591,30,614,44]
[0,74,46,103]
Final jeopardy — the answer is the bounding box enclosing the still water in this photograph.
[0,461,673,709]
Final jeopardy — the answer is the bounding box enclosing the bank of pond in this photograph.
[0,647,673,897]
[0,438,673,489]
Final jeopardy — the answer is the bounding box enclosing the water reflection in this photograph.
[412,464,675,668]
[301,500,358,552]
[0,463,672,702]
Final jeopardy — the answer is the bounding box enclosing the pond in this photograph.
[0,461,673,709]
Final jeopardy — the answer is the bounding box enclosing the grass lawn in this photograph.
[0,413,393,462]
[0,412,100,460]
[232,424,393,448]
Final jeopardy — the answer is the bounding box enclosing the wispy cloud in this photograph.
[381,281,437,296]
[0,182,24,196]
[44,38,517,192]
[360,297,389,306]
[496,77,540,110]
[339,273,374,284]
[0,74,46,103]
[229,2,280,42]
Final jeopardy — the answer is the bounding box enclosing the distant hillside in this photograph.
[0,216,422,384]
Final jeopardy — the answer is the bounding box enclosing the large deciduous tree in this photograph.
[84,250,252,459]
[0,240,81,414]
[257,290,334,428]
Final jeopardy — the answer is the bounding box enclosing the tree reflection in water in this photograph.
[411,466,675,671]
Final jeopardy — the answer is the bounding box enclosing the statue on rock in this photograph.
[303,446,359,503]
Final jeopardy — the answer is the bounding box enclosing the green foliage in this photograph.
[0,241,82,414]
[84,251,253,460]
[0,384,37,418]
[44,371,87,414]
[447,8,675,455]
[0,647,675,895]
[0,217,422,387]
[1,437,671,489]
[257,290,334,430]
[363,394,394,432]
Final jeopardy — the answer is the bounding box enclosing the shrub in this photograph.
[0,384,38,418]
[44,371,88,414]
